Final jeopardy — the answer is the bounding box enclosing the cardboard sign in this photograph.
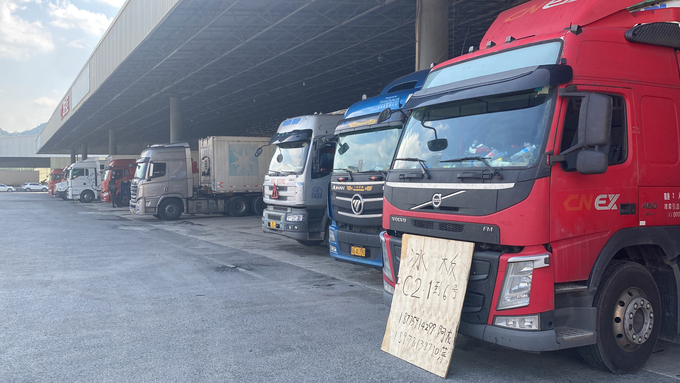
[381,234,474,378]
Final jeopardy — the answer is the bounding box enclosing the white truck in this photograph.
[259,113,343,245]
[65,158,105,203]
[130,137,273,220]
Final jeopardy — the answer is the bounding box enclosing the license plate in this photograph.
[269,221,277,229]
[351,246,366,257]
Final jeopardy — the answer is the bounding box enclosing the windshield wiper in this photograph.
[394,158,431,179]
[333,168,353,181]
[269,170,282,176]
[440,156,503,180]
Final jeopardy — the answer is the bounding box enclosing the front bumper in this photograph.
[129,197,157,215]
[262,206,321,241]
[329,224,382,267]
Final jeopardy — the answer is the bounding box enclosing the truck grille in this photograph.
[130,183,138,203]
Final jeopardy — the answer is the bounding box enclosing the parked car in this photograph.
[0,184,15,192]
[23,183,47,192]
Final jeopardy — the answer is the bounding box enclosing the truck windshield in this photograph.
[51,174,61,181]
[104,170,111,181]
[394,87,555,170]
[135,163,148,179]
[334,127,402,173]
[268,141,309,175]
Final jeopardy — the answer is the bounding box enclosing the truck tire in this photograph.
[251,196,265,216]
[227,196,249,217]
[120,194,130,206]
[61,192,68,201]
[578,261,660,373]
[80,190,95,203]
[158,199,183,220]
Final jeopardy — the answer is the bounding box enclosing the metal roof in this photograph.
[37,0,528,155]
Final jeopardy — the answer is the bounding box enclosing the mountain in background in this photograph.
[0,123,46,138]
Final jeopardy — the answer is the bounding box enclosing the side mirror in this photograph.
[560,92,612,155]
[338,142,349,155]
[377,108,392,124]
[576,150,608,175]
[427,138,448,152]
[581,93,612,148]
[255,147,263,157]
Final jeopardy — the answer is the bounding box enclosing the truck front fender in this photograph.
[588,226,680,293]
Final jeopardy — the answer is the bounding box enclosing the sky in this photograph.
[0,0,124,133]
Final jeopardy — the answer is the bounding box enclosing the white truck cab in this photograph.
[66,158,104,203]
[261,113,342,245]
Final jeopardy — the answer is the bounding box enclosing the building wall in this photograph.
[0,170,39,186]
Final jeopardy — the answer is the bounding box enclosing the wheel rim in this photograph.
[613,287,654,351]
[165,203,179,217]
[234,200,246,214]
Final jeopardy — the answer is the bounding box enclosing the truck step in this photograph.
[555,327,595,347]
[554,283,587,294]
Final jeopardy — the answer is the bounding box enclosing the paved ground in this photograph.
[2,192,680,382]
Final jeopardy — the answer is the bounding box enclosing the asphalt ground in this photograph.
[2,192,680,382]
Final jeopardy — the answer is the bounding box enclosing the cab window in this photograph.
[151,163,167,178]
[560,94,627,171]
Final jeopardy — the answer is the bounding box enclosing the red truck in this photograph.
[381,0,680,373]
[47,168,64,196]
[101,159,136,205]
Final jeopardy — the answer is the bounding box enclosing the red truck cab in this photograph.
[101,159,136,204]
[47,169,64,196]
[381,0,680,373]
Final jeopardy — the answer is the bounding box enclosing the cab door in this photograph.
[549,87,637,283]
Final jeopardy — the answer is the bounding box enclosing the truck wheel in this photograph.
[251,196,265,216]
[227,196,249,217]
[80,190,95,203]
[61,193,68,201]
[578,261,660,373]
[120,195,130,206]
[158,199,183,220]
[297,240,323,246]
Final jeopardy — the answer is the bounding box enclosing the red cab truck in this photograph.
[47,169,64,196]
[101,159,136,205]
[381,0,680,373]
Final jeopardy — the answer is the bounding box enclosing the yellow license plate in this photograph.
[351,246,366,257]
[269,221,277,229]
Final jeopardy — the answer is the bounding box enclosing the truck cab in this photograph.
[66,159,104,203]
[54,166,71,200]
[101,159,136,205]
[329,70,428,267]
[261,113,343,245]
[47,169,63,196]
[381,0,680,373]
[130,143,193,219]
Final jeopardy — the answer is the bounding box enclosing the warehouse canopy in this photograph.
[37,0,527,155]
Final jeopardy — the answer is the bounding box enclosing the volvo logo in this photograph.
[351,194,364,215]
[432,193,442,208]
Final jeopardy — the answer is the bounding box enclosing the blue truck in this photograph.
[328,70,428,266]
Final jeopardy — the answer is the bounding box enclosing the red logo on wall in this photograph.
[60,96,70,120]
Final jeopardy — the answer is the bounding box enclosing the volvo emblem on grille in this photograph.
[432,193,442,208]
[351,194,364,215]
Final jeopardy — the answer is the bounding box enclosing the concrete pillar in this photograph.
[81,143,88,160]
[109,129,118,156]
[415,0,449,71]
[170,97,182,143]
[70,149,76,164]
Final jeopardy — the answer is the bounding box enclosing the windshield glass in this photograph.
[394,87,555,170]
[268,141,310,175]
[104,170,111,181]
[334,127,402,173]
[51,174,61,181]
[135,163,148,179]
[424,42,562,89]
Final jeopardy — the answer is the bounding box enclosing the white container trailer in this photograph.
[199,136,274,196]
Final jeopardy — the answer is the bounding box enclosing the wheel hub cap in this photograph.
[613,288,653,350]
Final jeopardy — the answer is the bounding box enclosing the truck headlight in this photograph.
[497,254,549,310]
[328,228,336,243]
[286,214,305,222]
[494,315,539,330]
[380,232,394,283]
